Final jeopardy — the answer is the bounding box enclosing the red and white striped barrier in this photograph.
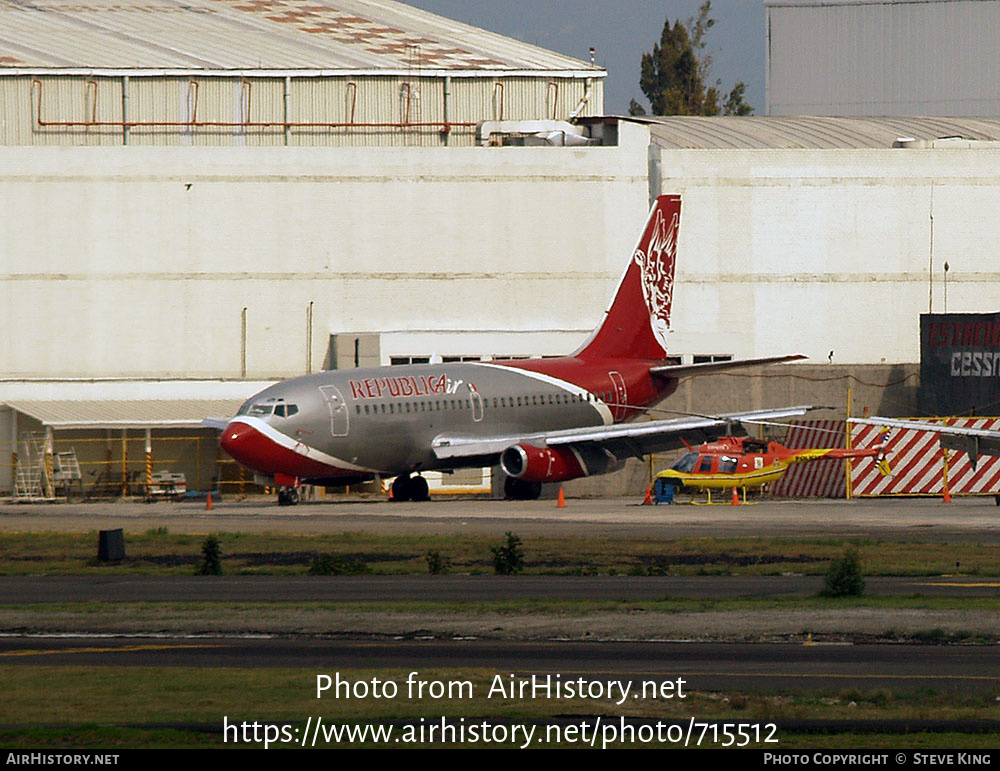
[769,420,849,498]
[851,418,1000,497]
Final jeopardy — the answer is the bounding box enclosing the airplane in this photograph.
[848,416,1000,469]
[219,194,814,505]
[653,434,890,502]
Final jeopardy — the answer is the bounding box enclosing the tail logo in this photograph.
[633,207,679,353]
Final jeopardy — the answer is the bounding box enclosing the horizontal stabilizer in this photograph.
[650,354,807,379]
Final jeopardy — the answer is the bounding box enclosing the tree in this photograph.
[632,1,753,117]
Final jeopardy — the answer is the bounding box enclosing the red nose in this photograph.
[220,420,268,470]
[220,418,343,480]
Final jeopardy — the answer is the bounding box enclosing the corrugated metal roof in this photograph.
[6,399,241,429]
[0,0,603,73]
[634,116,1000,149]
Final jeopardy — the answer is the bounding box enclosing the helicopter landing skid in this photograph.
[688,487,755,506]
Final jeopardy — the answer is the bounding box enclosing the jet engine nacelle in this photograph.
[500,443,623,483]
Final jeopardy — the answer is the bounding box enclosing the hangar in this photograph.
[766,0,1000,117]
[0,0,604,147]
[4,1,1000,498]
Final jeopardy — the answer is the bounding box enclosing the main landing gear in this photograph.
[390,474,430,502]
[277,486,299,506]
[503,477,542,500]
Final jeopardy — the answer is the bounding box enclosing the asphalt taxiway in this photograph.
[3,495,1000,541]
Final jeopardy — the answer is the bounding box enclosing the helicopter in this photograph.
[653,433,890,503]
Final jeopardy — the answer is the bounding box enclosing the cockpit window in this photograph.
[671,452,699,473]
[244,397,298,418]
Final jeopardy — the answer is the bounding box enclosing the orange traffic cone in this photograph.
[206,491,213,511]
[943,485,951,503]
[642,485,652,505]
[731,487,740,506]
[557,486,566,508]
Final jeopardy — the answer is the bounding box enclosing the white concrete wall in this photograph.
[660,148,1000,364]
[0,123,650,379]
[5,128,1000,380]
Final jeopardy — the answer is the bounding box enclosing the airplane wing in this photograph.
[433,405,826,462]
[849,416,1000,468]
[649,354,806,378]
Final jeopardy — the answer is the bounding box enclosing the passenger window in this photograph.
[719,456,738,473]
[697,456,714,473]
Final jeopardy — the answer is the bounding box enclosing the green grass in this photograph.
[0,667,998,748]
[1,532,999,577]
[4,595,1000,615]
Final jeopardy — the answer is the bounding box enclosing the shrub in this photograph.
[196,535,222,576]
[425,550,451,575]
[821,547,865,597]
[491,532,525,575]
[309,554,369,575]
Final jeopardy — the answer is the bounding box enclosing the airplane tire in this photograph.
[391,475,412,502]
[504,477,542,500]
[277,488,299,506]
[410,475,430,502]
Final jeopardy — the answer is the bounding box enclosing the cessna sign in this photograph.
[920,313,1000,416]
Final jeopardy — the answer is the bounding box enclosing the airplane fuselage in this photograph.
[222,356,677,486]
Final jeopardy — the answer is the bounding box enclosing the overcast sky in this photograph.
[402,0,766,115]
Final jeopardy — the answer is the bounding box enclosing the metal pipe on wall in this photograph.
[306,301,314,374]
[34,79,475,132]
[121,75,129,145]
[284,76,291,146]
[241,307,247,379]
[442,75,450,146]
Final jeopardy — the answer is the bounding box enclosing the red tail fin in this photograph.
[576,195,680,361]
